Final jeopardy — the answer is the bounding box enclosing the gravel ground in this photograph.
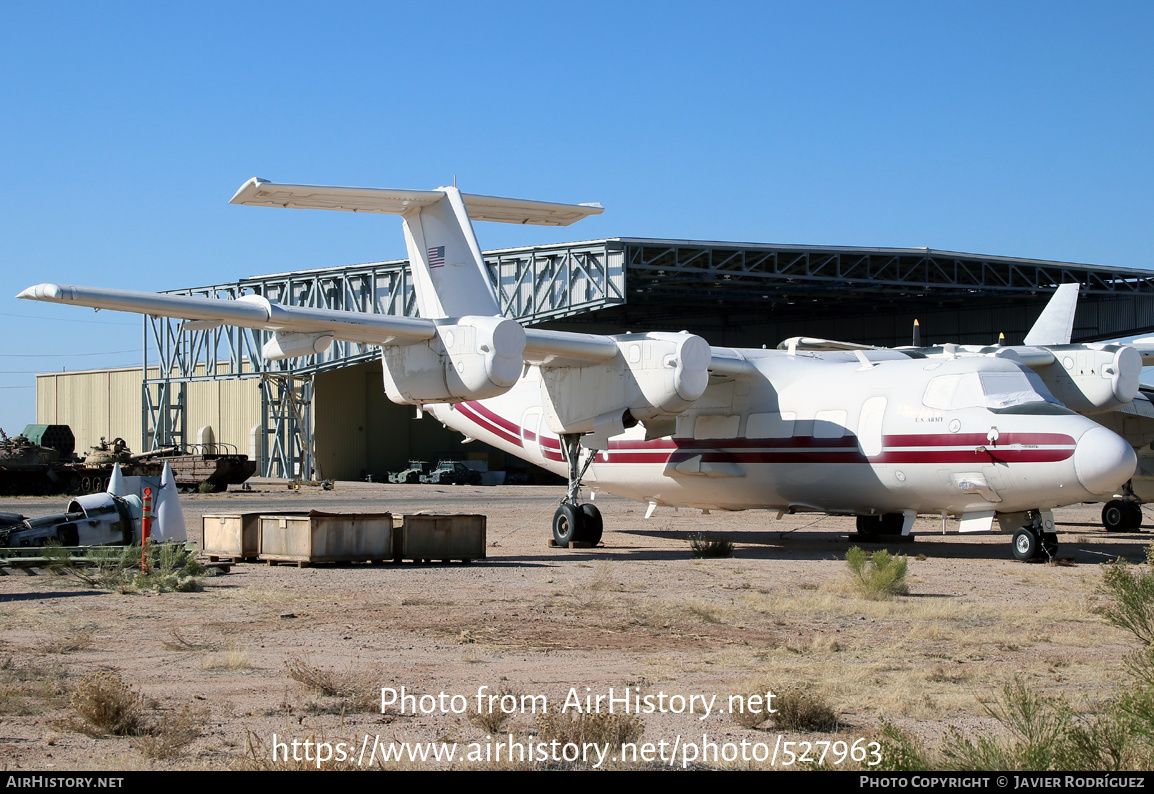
[0,481,1150,770]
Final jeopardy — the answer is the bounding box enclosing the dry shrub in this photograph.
[285,655,355,697]
[69,670,149,736]
[133,705,209,759]
[730,679,838,732]
[469,684,517,734]
[536,708,644,750]
[689,534,735,558]
[285,654,376,712]
[771,685,839,732]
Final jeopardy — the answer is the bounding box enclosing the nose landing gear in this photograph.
[551,434,603,547]
[1011,511,1058,561]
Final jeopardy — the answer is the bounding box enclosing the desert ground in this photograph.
[0,481,1150,771]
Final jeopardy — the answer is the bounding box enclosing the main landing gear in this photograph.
[855,513,904,539]
[1011,512,1058,562]
[1102,499,1143,532]
[552,434,603,547]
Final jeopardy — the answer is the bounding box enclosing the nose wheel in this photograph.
[552,434,604,547]
[1011,517,1058,562]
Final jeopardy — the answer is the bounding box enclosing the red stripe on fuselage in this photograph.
[457,402,1075,466]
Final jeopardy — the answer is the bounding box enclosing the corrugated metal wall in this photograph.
[35,368,146,454]
[36,367,262,459]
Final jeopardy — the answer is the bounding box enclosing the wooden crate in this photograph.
[259,511,393,567]
[394,513,486,562]
[202,513,262,561]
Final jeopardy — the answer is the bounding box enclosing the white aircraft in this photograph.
[17,178,1140,561]
[779,284,1154,532]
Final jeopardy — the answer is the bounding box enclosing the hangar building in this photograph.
[35,238,1154,482]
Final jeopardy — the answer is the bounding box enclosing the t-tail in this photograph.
[228,178,604,319]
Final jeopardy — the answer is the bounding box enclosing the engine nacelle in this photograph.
[381,316,526,405]
[540,332,711,442]
[1032,344,1141,414]
[262,331,335,360]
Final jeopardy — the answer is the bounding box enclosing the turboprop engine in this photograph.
[381,316,526,404]
[540,331,711,445]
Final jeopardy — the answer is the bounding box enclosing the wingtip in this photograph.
[229,177,270,205]
[17,283,66,301]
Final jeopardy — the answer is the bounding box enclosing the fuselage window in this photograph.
[814,410,848,439]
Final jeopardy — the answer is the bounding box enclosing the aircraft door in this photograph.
[858,396,887,458]
[521,408,543,462]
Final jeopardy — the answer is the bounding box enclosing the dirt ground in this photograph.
[0,481,1150,771]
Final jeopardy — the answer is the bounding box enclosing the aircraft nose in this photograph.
[1073,425,1137,495]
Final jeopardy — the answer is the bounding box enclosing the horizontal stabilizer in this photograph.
[230,178,604,226]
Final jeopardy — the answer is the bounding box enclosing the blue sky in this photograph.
[1,2,1151,432]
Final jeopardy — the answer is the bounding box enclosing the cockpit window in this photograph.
[922,370,1061,411]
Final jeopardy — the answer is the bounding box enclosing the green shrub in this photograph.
[872,720,933,771]
[846,546,909,599]
[1097,545,1154,645]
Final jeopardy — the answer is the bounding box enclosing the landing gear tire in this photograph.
[553,504,582,546]
[1125,502,1143,530]
[1042,531,1059,559]
[1103,501,1128,532]
[578,504,603,545]
[1012,528,1040,561]
[856,513,903,538]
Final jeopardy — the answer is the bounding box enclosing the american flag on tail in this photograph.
[427,246,445,267]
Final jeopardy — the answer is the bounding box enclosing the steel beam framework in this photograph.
[619,240,1154,299]
[142,241,624,475]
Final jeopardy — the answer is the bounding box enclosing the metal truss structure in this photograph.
[143,238,1154,477]
[143,241,624,476]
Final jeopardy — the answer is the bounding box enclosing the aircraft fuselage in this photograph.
[433,347,1133,517]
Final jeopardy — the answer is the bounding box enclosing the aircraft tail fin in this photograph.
[230,178,603,320]
[1023,283,1079,346]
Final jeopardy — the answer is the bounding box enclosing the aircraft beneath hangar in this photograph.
[18,178,1142,561]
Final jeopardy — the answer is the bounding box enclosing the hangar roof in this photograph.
[155,237,1154,384]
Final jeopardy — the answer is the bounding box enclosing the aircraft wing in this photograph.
[16,282,628,366]
[1129,338,1154,365]
[17,283,437,346]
